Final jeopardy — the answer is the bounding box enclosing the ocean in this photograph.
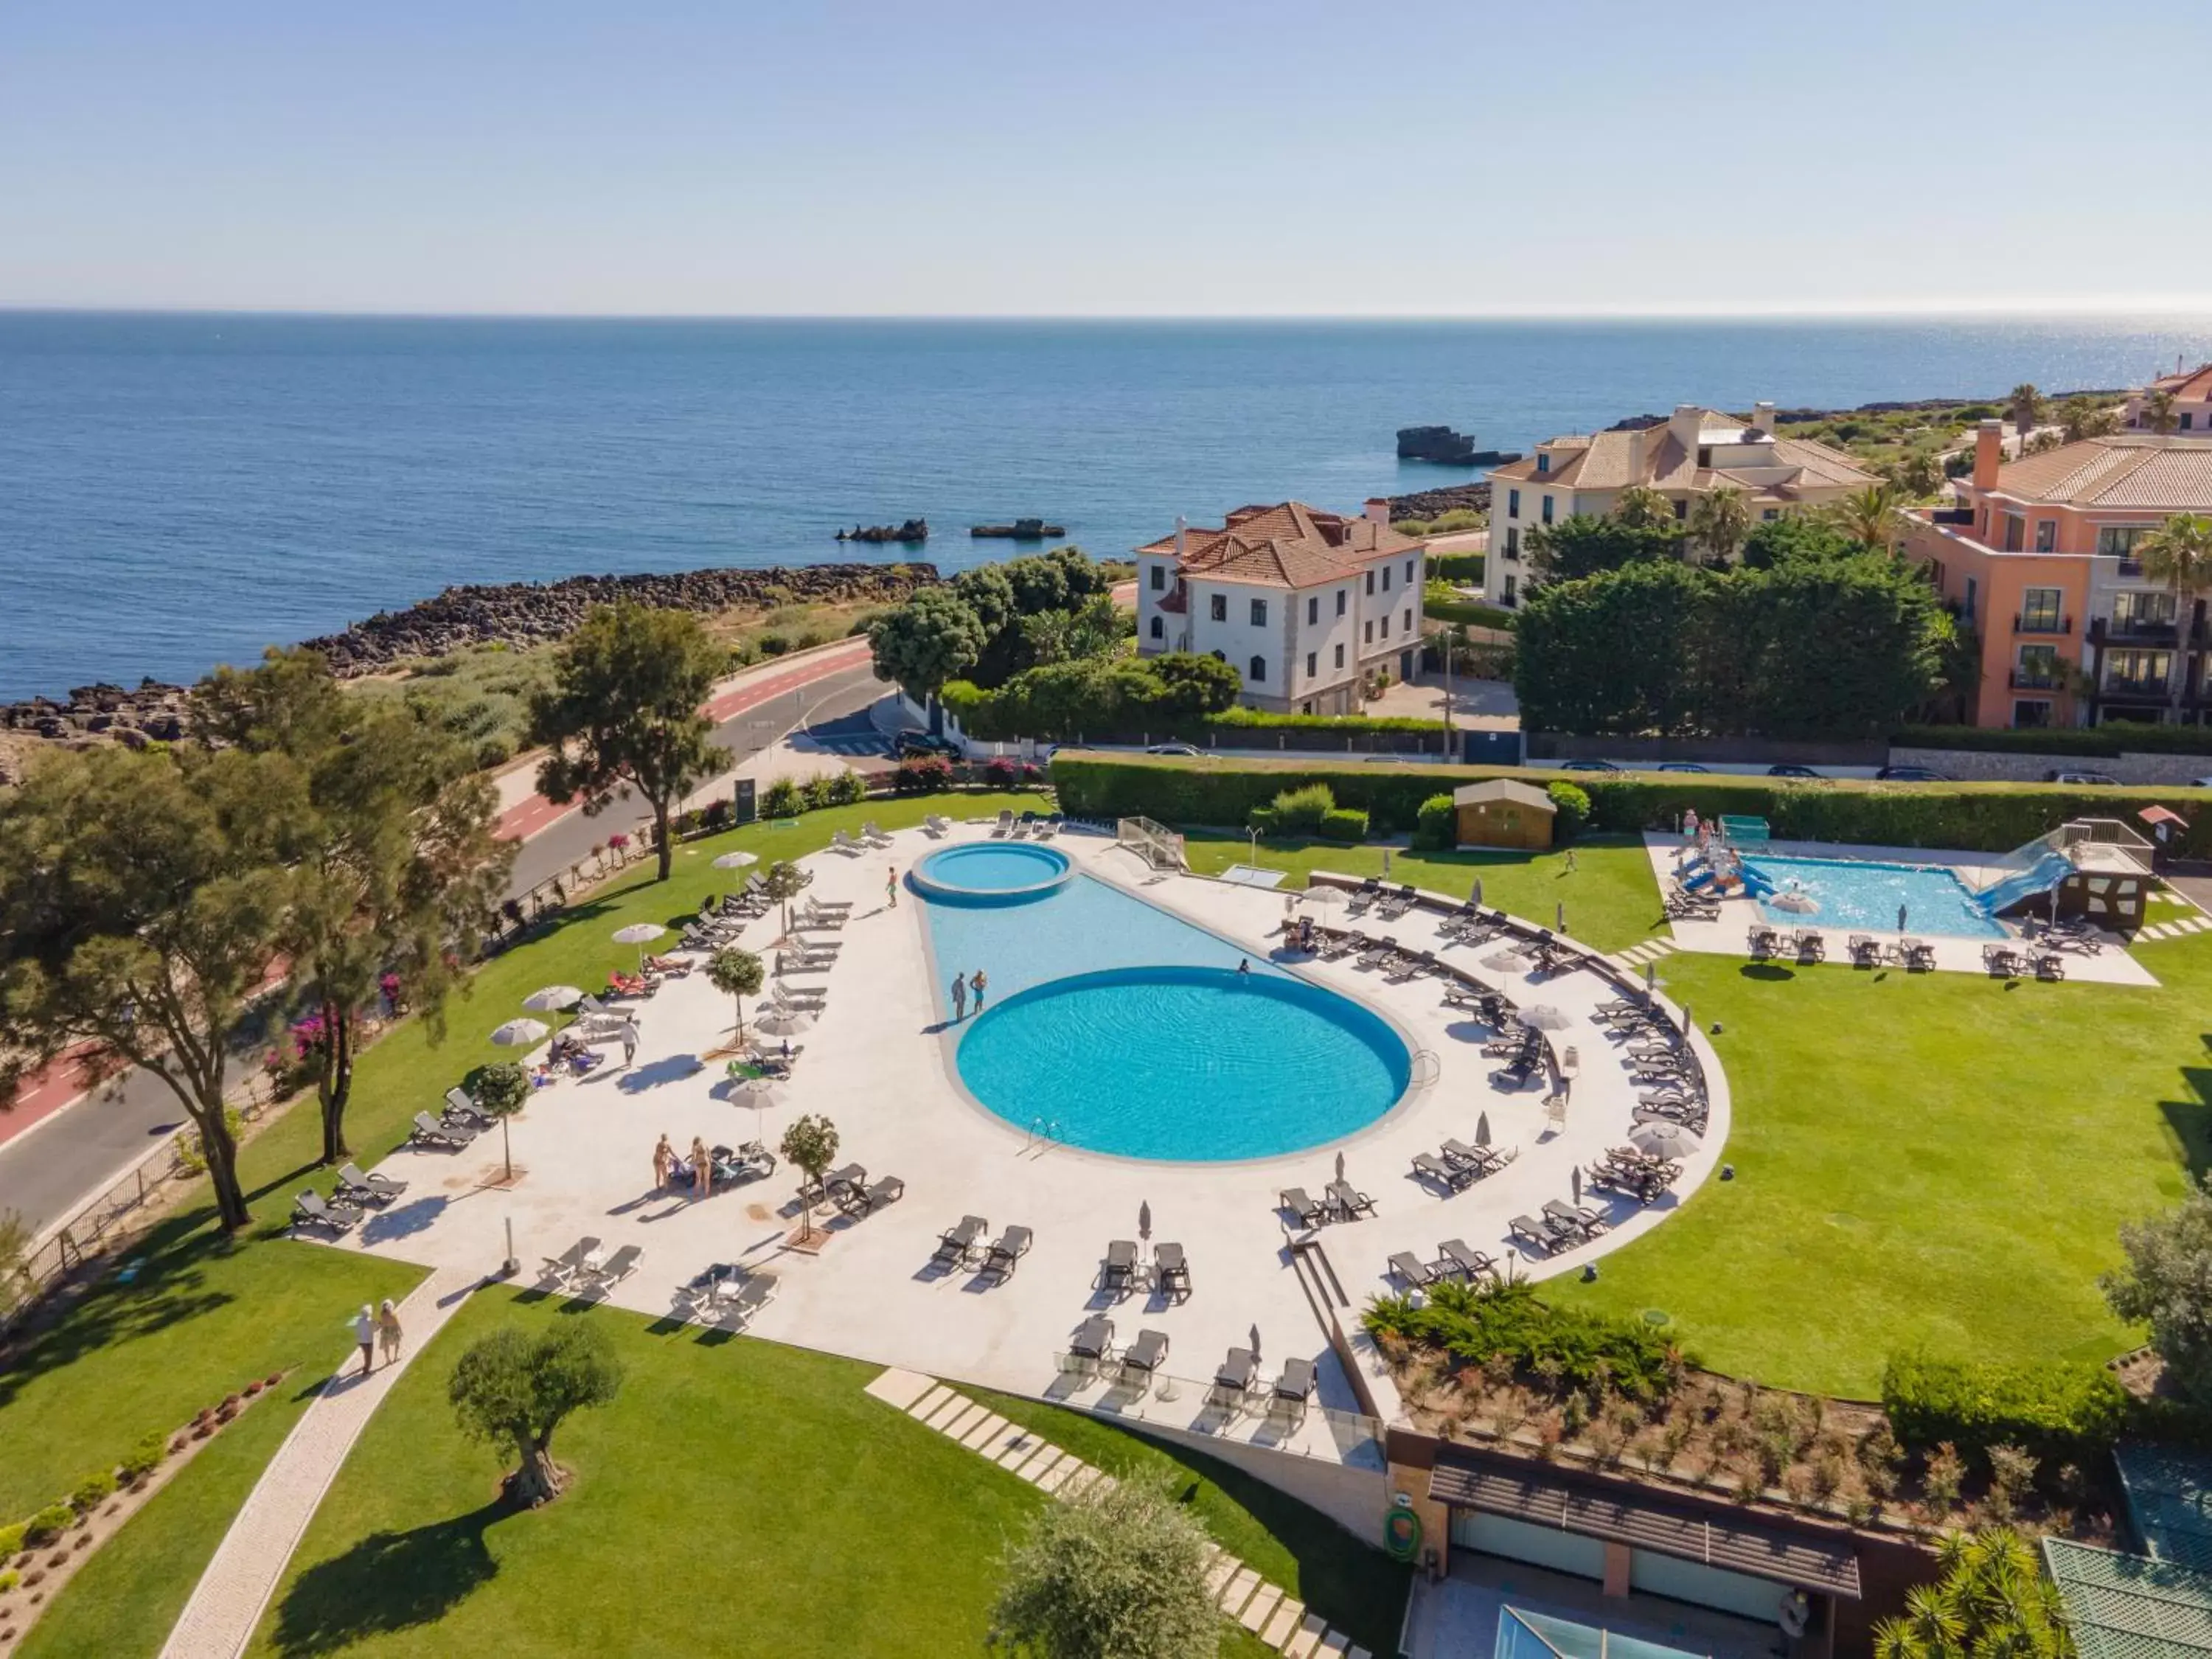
[4,311,2211,701]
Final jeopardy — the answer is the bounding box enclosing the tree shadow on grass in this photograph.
[1737,964,1795,982]
[2160,1060,2212,1181]
[264,1500,504,1657]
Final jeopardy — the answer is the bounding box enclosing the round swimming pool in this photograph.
[956,965,1411,1161]
[912,842,1073,905]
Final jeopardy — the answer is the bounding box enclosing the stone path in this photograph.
[1609,936,1678,971]
[863,1367,1373,1659]
[2137,914,2211,941]
[159,1266,481,1659]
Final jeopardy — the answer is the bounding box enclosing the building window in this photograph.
[1382,567,1391,593]
[2107,648,2172,695]
[1672,498,1687,521]
[1209,593,1226,622]
[2017,643,2060,688]
[2020,588,2063,632]
[1405,558,1415,583]
[2012,700,2053,728]
[1508,488,1520,518]
[1540,495,1554,525]
[1402,608,1412,633]
[1761,508,1780,521]
[2003,514,2025,552]
[1307,596,1318,625]
[1149,563,1165,591]
[1697,445,1712,468]
[1504,527,1520,558]
[1537,453,1550,474]
[2098,525,2156,557]
[1305,651,1317,678]
[1250,597,1267,627]
[2113,591,2177,631]
[1334,643,1345,669]
[1336,588,1347,616]
[1364,621,1374,644]
[1380,613,1390,637]
[1502,574,1517,602]
[2185,413,2197,430]
[2035,519,2057,552]
[1365,571,1375,597]
[1248,655,1266,684]
[1148,615,1163,640]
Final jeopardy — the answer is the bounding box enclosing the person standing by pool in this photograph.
[690,1135,712,1198]
[950,973,967,1021]
[886,866,899,908]
[653,1133,675,1189]
[1898,902,1908,933]
[970,969,987,1011]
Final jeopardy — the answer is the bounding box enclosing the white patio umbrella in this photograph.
[1630,1121,1703,1160]
[1481,947,1528,973]
[754,1008,815,1037]
[1299,886,1347,910]
[521,986,582,1023]
[1520,1005,1572,1032]
[730,1072,782,1140]
[713,850,759,872]
[490,1017,549,1048]
[612,921,667,974]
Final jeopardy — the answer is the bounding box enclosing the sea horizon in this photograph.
[4,308,2211,701]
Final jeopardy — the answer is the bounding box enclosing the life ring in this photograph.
[1383,1502,1422,1562]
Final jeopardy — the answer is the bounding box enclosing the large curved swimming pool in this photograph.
[925,871,1413,1161]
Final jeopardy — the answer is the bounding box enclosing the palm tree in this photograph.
[2135,513,2212,723]
[2059,394,2118,442]
[1891,448,1948,501]
[1686,486,1751,563]
[1831,483,1905,555]
[1873,1529,2070,1659]
[2144,388,2181,434]
[2008,382,2046,440]
[1612,484,1674,530]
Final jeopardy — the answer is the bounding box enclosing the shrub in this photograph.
[1547,780,1591,841]
[0,1568,15,1593]
[69,1471,116,1514]
[1879,1352,2130,1475]
[757,631,792,656]
[761,778,804,818]
[0,1523,21,1559]
[700,799,731,831]
[1430,552,1486,583]
[1413,793,1457,850]
[826,770,866,806]
[119,1431,167,1483]
[1425,595,1518,631]
[21,1507,73,1548]
[984,758,1019,788]
[1364,1279,1686,1402]
[893,757,953,795]
[1246,805,1279,835]
[1270,782,1336,834]
[1317,806,1368,844]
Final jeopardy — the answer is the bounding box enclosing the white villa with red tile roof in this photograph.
[1133,500,1427,714]
[1483,403,1875,604]
[2126,362,2212,434]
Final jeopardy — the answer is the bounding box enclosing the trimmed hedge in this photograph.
[1413,793,1455,851]
[1048,751,2212,855]
[1880,1352,2132,1476]
[1547,780,1590,841]
[1318,807,1369,843]
[1425,596,1517,631]
[1431,552,1486,584]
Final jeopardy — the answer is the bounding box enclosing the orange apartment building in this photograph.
[1905,420,2212,728]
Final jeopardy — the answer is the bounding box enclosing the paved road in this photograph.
[0,660,890,1239]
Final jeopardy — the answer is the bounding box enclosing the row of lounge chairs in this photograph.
[1980,939,2068,980]
[931,1214,1031,1280]
[1346,878,1422,920]
[1410,1138,1519,1194]
[408,1083,504,1152]
[673,1263,777,1327]
[1389,1237,1500,1287]
[1062,1319,1318,1422]
[1587,1147,1683,1204]
[1509,1200,1609,1253]
[538,1235,641,1293]
[1747,923,1825,964]
[1664,880,1720,922]
[991,809,1064,839]
[1086,1238,1191,1301]
[1279,1180,1374,1228]
[812,1162,905,1217]
[296,1156,415,1228]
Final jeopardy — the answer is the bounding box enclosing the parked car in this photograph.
[1767,764,1824,779]
[894,732,961,760]
[1656,762,1710,773]
[2190,777,2212,790]
[1876,765,1952,782]
[1559,759,1621,773]
[1144,742,1202,758]
[2045,768,2121,785]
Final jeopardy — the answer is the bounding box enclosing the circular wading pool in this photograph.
[955,965,1412,1161]
[912,841,1072,905]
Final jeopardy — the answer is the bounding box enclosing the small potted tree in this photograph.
[706,947,765,1049]
[781,1113,839,1242]
[473,1062,531,1183]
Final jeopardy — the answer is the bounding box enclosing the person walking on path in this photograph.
[886,866,900,907]
[690,1135,712,1198]
[376,1299,403,1367]
[653,1133,675,1189]
[950,973,967,1021]
[970,969,988,1012]
[620,1020,639,1068]
[351,1304,376,1377]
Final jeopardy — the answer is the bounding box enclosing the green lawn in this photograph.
[243,1292,1400,1658]
[1553,936,2212,1396]
[10,792,1040,1654]
[1180,832,1664,954]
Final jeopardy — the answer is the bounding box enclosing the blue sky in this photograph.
[4,1,2205,316]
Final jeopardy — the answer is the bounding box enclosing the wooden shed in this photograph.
[1453,779,1557,850]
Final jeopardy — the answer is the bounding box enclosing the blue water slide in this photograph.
[1974,851,2073,917]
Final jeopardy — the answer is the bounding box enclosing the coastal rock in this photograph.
[1386,483,1490,521]
[836,519,929,545]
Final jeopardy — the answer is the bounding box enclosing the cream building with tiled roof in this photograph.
[1133,500,1427,714]
[1482,403,1876,603]
[2126,362,2212,433]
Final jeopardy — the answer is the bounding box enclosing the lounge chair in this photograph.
[923,813,952,837]
[291,1189,363,1235]
[1544,1198,1607,1239]
[1411,1151,1474,1193]
[861,820,894,847]
[410,1110,476,1149]
[820,1164,868,1206]
[1279,1187,1327,1228]
[981,1225,1033,1279]
[829,828,863,855]
[1270,1357,1317,1421]
[1379,883,1420,919]
[1210,1347,1263,1410]
[1436,1238,1496,1280]
[1389,1250,1437,1287]
[580,1243,642,1288]
[852,1176,905,1215]
[2032,949,2066,981]
[538,1236,602,1285]
[1326,1178,1376,1220]
[991,810,1014,838]
[1354,939,1396,971]
[1038,814,1064,840]
[1509,1213,1570,1252]
[1442,1138,1514,1176]
[335,1163,407,1206]
[1120,1328,1170,1387]
[443,1085,490,1125]
[933,1214,987,1267]
[1152,1241,1191,1301]
[1100,1238,1139,1295]
[1847,933,1883,967]
[1068,1315,1116,1372]
[1346,877,1380,914]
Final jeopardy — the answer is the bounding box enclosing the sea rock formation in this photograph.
[835,519,929,544]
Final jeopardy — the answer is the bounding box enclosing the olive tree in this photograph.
[989,1475,1220,1659]
[448,1321,625,1506]
[2102,1174,2212,1405]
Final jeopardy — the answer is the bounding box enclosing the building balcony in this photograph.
[2118,560,2145,579]
[2101,678,2172,700]
[1930,508,1976,526]
[2090,616,2182,646]
[2013,613,2071,636]
[2009,670,2067,692]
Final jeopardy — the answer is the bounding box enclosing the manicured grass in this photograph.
[1180,832,1664,954]
[244,1292,1388,1657]
[980,1392,1408,1655]
[1551,936,2212,1397]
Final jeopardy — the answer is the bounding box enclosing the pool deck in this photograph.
[1640,834,2159,986]
[312,821,1731,1466]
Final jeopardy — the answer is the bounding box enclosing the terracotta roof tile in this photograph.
[1994,436,2212,510]
[1139,501,1420,588]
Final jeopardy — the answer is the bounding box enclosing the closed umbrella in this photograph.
[1472,877,1484,910]
[1249,1324,1262,1366]
[1520,1005,1571,1031]
[713,850,759,871]
[612,921,667,975]
[490,1017,549,1048]
[1138,1200,1152,1241]
[1644,960,1658,992]
[1334,1150,1346,1183]
[1630,1121,1703,1160]
[1556,900,1566,933]
[1475,1110,1491,1146]
[1572,1166,1582,1205]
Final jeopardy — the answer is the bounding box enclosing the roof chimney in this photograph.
[1627,428,1647,481]
[1668,403,1704,457]
[1174,514,1186,561]
[1364,498,1391,526]
[1753,401,1777,437]
[1972,419,2003,492]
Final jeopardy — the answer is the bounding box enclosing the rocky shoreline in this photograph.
[0,563,938,776]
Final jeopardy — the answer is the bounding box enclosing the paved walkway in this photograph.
[863,1366,1373,1658]
[159,1265,481,1659]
